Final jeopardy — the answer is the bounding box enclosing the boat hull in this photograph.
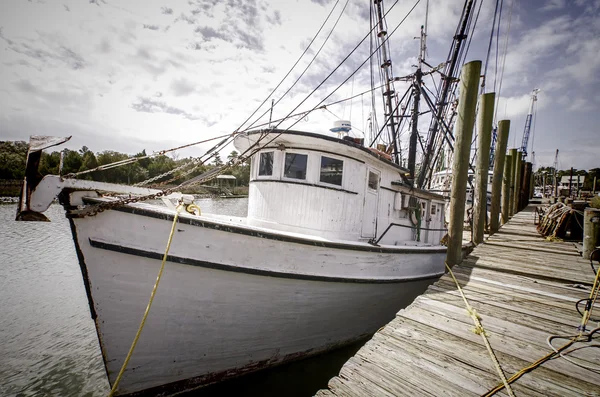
[67,204,446,396]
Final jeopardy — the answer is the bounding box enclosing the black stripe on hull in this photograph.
[89,238,443,284]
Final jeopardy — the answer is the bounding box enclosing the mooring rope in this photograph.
[443,261,516,397]
[108,203,183,397]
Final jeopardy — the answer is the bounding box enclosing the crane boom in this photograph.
[520,88,539,158]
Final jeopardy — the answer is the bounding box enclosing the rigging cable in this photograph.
[177,0,421,190]
[245,0,351,131]
[248,0,421,153]
[235,0,342,133]
[493,0,504,93]
[493,0,515,125]
[481,0,502,92]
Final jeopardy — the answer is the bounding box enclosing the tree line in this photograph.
[535,166,600,191]
[0,141,250,186]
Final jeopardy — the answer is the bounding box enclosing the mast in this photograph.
[416,0,475,189]
[374,0,399,164]
[408,4,427,184]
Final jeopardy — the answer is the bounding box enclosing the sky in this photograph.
[0,0,598,171]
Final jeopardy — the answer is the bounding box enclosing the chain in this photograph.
[70,152,248,218]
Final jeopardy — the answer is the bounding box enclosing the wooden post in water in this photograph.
[447,60,481,266]
[473,92,495,244]
[521,162,532,209]
[501,153,513,225]
[490,120,510,232]
[508,148,518,216]
[512,152,522,214]
[583,208,600,260]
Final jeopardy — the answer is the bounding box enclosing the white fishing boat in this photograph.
[16,127,452,396]
[13,0,478,394]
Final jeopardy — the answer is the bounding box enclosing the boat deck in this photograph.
[317,205,600,396]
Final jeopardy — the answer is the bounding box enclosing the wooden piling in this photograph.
[507,148,518,216]
[583,208,600,259]
[473,93,495,244]
[501,153,513,225]
[520,162,532,209]
[447,60,481,266]
[512,152,522,214]
[490,120,509,232]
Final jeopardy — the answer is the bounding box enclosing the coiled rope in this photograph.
[108,203,183,397]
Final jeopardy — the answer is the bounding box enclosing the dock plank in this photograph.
[320,206,599,397]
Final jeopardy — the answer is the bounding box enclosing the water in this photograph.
[0,199,364,397]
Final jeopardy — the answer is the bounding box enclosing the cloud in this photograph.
[131,97,199,120]
[540,0,566,11]
[143,24,160,31]
[2,32,86,70]
[170,78,196,96]
[266,10,282,25]
[160,6,173,15]
[195,26,228,42]
[175,12,197,25]
[566,97,595,112]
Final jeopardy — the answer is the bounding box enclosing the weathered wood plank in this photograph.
[398,303,600,385]
[381,317,593,397]
[320,206,598,397]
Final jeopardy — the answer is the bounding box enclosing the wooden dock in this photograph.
[318,206,599,397]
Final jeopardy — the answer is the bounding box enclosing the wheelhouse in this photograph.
[234,129,447,246]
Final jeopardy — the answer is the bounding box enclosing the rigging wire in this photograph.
[235,0,342,133]
[246,0,351,131]
[493,0,515,125]
[177,0,420,189]
[482,0,502,92]
[242,0,421,156]
[493,0,504,93]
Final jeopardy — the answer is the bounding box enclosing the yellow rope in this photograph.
[444,262,516,397]
[482,259,600,396]
[108,204,183,397]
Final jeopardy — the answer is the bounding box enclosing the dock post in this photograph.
[473,92,495,244]
[508,148,518,216]
[583,208,600,259]
[447,60,481,266]
[520,162,532,209]
[491,120,509,232]
[512,152,522,214]
[501,153,513,225]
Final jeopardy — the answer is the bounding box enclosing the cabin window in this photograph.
[368,171,379,190]
[258,152,273,176]
[431,204,437,215]
[284,153,308,179]
[320,156,343,186]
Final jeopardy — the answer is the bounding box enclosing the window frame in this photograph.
[367,170,379,192]
[282,152,309,181]
[257,151,275,178]
[318,155,344,187]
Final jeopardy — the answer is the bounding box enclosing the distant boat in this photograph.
[430,168,494,204]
